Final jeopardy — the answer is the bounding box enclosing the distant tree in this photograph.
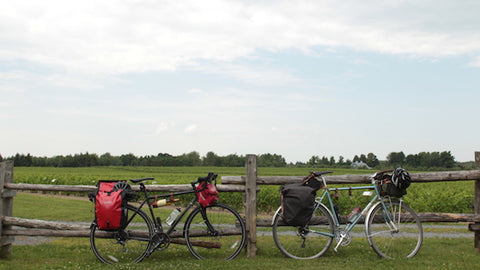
[74,152,99,167]
[120,153,138,166]
[320,156,329,166]
[405,154,420,167]
[440,151,455,168]
[307,155,320,166]
[99,152,122,166]
[32,156,47,166]
[387,152,406,166]
[178,151,201,166]
[329,156,336,166]
[221,154,244,167]
[12,153,33,166]
[366,153,379,168]
[156,153,177,166]
[337,156,345,166]
[203,151,221,166]
[258,153,287,167]
[0,154,3,162]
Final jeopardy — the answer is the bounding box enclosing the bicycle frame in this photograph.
[316,173,400,251]
[141,185,198,235]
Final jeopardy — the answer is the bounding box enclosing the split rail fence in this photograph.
[2,152,480,259]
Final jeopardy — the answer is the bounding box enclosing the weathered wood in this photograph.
[3,216,240,249]
[257,212,480,227]
[3,216,243,236]
[417,212,480,223]
[469,223,480,231]
[4,228,91,237]
[5,183,244,193]
[0,161,14,259]
[170,238,221,249]
[474,152,480,251]
[2,229,221,248]
[222,170,480,185]
[245,154,257,257]
[3,217,89,231]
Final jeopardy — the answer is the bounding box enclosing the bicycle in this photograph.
[90,172,246,263]
[272,170,423,259]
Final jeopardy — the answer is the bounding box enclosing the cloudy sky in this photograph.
[1,0,479,163]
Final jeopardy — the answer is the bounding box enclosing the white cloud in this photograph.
[155,122,172,134]
[2,0,480,76]
[187,88,203,94]
[184,124,197,134]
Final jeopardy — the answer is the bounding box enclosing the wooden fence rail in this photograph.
[2,152,480,259]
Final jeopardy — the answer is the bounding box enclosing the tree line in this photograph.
[0,150,469,170]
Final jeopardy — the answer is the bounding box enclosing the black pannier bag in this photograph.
[89,180,136,230]
[280,183,317,226]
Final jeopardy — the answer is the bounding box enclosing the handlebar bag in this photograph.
[196,182,219,207]
[280,183,316,226]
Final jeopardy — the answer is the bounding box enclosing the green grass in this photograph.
[3,235,480,269]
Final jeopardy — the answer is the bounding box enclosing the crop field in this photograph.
[12,166,476,214]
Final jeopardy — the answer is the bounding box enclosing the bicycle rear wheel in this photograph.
[90,205,154,263]
[184,203,246,260]
[272,202,334,259]
[366,200,423,259]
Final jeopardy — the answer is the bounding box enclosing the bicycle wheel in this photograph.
[90,205,154,263]
[184,203,246,260]
[366,200,423,259]
[272,202,334,259]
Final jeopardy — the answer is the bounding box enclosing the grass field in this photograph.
[3,193,480,269]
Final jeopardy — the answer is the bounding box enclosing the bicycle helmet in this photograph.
[391,168,411,189]
[113,181,131,191]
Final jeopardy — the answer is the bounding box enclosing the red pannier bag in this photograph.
[94,181,129,230]
[196,181,219,207]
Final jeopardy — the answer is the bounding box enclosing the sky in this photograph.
[1,0,479,163]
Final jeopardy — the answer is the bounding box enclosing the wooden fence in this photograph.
[1,152,480,259]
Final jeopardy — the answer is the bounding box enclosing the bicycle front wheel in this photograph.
[272,202,334,259]
[184,203,246,260]
[90,205,154,264]
[366,200,423,259]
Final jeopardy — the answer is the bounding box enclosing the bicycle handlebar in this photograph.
[310,171,333,177]
[190,172,218,191]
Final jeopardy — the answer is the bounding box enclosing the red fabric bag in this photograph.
[95,181,124,230]
[196,182,219,207]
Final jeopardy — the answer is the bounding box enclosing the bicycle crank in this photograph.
[333,230,352,252]
[150,232,170,253]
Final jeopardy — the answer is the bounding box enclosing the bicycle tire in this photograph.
[90,205,154,263]
[272,202,334,259]
[184,203,246,260]
[366,200,423,259]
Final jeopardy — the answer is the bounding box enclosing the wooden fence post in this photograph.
[1,161,16,258]
[245,154,257,257]
[474,152,480,252]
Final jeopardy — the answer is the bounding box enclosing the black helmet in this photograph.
[391,168,411,189]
